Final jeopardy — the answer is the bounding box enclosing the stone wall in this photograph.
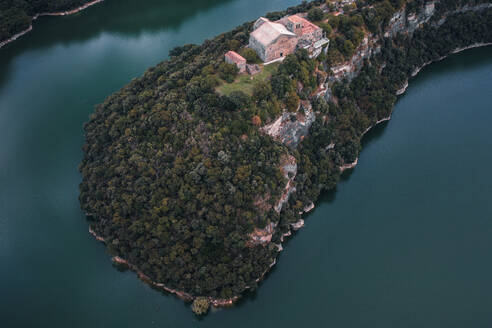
[225,53,246,73]
[300,29,323,45]
[248,37,268,62]
[263,35,298,62]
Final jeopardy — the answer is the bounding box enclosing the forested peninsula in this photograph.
[79,0,492,314]
[0,0,101,48]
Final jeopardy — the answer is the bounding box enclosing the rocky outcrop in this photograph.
[385,2,437,38]
[396,81,409,95]
[262,101,315,148]
[298,202,315,215]
[261,0,461,241]
[327,1,491,94]
[249,154,297,246]
[329,36,381,84]
[274,154,298,213]
[339,158,358,173]
[88,226,105,242]
[248,221,276,246]
[386,1,492,39]
[291,219,305,231]
[436,3,492,25]
[260,0,492,276]
[253,1,492,310]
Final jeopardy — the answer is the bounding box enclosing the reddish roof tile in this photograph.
[285,15,321,35]
[225,51,246,64]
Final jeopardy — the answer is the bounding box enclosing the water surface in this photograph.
[0,1,491,327]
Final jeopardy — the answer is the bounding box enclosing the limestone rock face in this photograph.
[385,2,436,38]
[262,101,315,149]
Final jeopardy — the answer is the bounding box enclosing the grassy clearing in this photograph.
[217,63,279,96]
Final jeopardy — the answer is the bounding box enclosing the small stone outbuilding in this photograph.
[225,51,247,73]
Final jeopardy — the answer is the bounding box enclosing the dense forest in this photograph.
[78,0,492,313]
[0,0,93,42]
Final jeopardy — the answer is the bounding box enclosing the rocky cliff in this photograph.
[261,0,492,275]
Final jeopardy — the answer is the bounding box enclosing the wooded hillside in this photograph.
[78,0,492,311]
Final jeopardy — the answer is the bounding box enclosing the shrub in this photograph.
[253,81,272,102]
[218,62,239,83]
[191,297,210,315]
[308,7,324,22]
[240,48,261,64]
[285,90,300,112]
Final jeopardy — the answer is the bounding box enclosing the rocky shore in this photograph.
[398,42,492,96]
[254,6,492,294]
[338,42,492,176]
[0,0,104,49]
[83,0,491,312]
[337,115,391,173]
[89,226,240,307]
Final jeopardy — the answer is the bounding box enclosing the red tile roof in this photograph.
[286,15,321,35]
[225,51,246,64]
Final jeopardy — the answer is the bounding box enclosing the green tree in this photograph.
[308,7,324,22]
[253,81,272,102]
[240,48,261,63]
[271,72,294,97]
[218,62,239,83]
[285,90,300,112]
[191,297,210,315]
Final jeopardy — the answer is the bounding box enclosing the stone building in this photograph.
[224,51,247,73]
[249,14,329,63]
[277,15,323,44]
[248,19,297,63]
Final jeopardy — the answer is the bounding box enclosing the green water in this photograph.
[1,0,491,327]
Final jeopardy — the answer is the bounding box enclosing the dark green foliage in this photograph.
[361,0,396,33]
[271,72,294,98]
[224,90,251,110]
[326,12,367,60]
[252,81,272,102]
[78,0,492,303]
[307,7,324,22]
[218,62,239,83]
[240,47,261,64]
[290,3,492,241]
[80,20,290,300]
[285,90,300,112]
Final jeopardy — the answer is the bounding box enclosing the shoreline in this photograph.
[338,115,391,173]
[413,42,492,78]
[90,40,492,311]
[340,41,492,174]
[244,42,492,296]
[85,19,492,311]
[89,227,239,307]
[0,0,104,49]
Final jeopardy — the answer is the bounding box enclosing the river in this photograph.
[0,0,491,327]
